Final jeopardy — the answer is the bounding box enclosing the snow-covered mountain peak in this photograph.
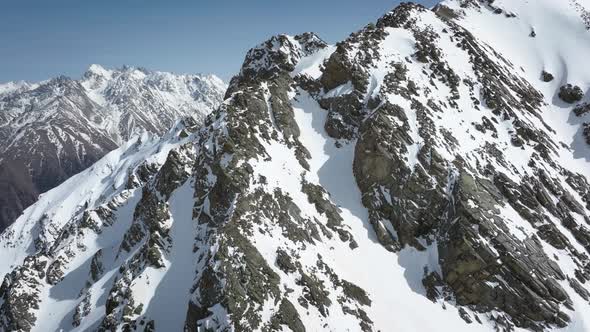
[82,64,115,91]
[84,64,114,79]
[239,32,328,77]
[0,81,33,97]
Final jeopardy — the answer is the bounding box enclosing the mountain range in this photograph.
[2,0,590,331]
[0,66,225,231]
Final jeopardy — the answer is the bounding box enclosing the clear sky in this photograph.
[0,0,439,83]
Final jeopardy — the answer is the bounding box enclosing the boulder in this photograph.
[541,70,554,82]
[558,84,584,103]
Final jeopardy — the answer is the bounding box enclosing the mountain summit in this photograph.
[2,0,590,331]
[0,66,226,232]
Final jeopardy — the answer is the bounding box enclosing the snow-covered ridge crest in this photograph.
[0,117,196,274]
[0,115,204,331]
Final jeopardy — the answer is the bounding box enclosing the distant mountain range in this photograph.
[0,65,226,231]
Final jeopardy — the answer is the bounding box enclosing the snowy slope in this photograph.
[441,0,590,173]
[0,66,226,232]
[2,1,590,331]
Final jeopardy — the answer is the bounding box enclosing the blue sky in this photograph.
[0,0,439,83]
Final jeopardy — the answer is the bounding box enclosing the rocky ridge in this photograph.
[1,0,590,331]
